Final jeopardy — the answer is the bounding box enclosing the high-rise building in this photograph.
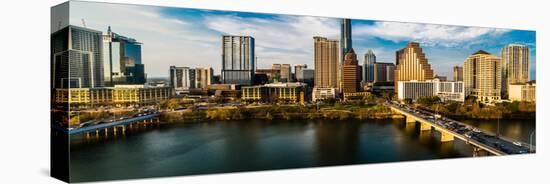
[374,62,395,83]
[103,26,145,85]
[463,50,502,103]
[363,49,376,83]
[340,19,352,91]
[394,42,434,88]
[453,66,463,81]
[502,44,530,97]
[52,25,104,88]
[169,66,192,93]
[195,67,213,89]
[313,36,339,88]
[342,48,361,93]
[221,35,255,85]
[340,19,352,65]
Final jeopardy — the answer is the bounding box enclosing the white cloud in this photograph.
[355,21,510,47]
[203,15,339,69]
[69,2,219,78]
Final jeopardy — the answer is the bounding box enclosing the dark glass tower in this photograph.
[340,19,352,65]
[51,25,104,88]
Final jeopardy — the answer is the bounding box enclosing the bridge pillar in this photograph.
[440,131,454,142]
[420,122,431,131]
[104,128,108,136]
[406,115,416,124]
[473,147,489,157]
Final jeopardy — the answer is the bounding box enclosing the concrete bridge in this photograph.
[53,113,161,136]
[388,104,509,156]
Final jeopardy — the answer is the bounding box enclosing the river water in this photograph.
[68,118,535,182]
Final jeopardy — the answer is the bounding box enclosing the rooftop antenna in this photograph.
[81,18,87,28]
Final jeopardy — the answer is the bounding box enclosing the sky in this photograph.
[66,1,536,80]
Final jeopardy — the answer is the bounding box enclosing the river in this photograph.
[68,118,535,182]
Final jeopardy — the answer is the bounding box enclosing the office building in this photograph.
[374,62,395,83]
[394,42,434,89]
[313,36,339,88]
[463,50,502,103]
[103,26,145,85]
[363,49,376,83]
[51,25,104,88]
[221,35,255,85]
[342,48,361,93]
[272,64,291,82]
[453,66,463,81]
[242,83,307,103]
[397,79,464,102]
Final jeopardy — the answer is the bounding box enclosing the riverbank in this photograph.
[160,104,402,122]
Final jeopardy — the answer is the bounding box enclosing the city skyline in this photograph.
[64,1,536,80]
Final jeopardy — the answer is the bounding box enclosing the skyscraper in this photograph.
[340,19,352,91]
[342,48,361,93]
[52,25,104,88]
[453,66,463,81]
[463,50,502,103]
[313,36,339,88]
[363,49,376,83]
[102,26,145,86]
[221,35,255,85]
[502,44,530,97]
[394,42,434,88]
[340,19,352,65]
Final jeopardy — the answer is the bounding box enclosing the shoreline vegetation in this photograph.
[161,104,401,123]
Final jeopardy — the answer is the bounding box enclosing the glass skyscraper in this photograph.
[221,35,255,85]
[363,49,376,83]
[103,26,145,85]
[51,25,104,88]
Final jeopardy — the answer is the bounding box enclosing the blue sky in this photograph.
[67,1,536,80]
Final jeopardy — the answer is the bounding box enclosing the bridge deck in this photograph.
[53,113,160,135]
[389,105,508,156]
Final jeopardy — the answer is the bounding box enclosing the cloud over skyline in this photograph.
[66,1,536,80]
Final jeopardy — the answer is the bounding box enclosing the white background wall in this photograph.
[0,0,547,183]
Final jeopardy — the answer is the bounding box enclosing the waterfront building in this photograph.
[241,83,307,103]
[502,44,530,97]
[312,87,338,102]
[314,36,339,88]
[54,85,170,106]
[374,62,395,83]
[363,49,376,83]
[51,25,104,88]
[221,35,255,85]
[342,48,361,93]
[463,50,502,103]
[103,26,145,86]
[453,66,463,81]
[508,82,536,102]
[394,42,434,89]
[397,79,464,102]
